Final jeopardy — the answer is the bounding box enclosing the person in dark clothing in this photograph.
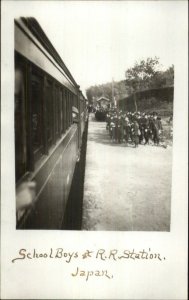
[123,116,130,145]
[151,113,163,145]
[106,113,110,131]
[109,115,116,141]
[114,114,118,142]
[143,114,151,145]
[137,115,144,144]
[117,114,123,143]
[133,120,140,147]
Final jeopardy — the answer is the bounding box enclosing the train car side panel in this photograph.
[18,125,78,229]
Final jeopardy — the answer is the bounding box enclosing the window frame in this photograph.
[30,68,45,162]
[15,52,79,182]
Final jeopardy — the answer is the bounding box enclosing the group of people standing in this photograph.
[106,109,163,147]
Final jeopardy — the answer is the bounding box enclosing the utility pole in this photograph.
[111,78,116,108]
[134,92,138,112]
[132,80,138,112]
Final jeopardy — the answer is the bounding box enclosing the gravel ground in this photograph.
[82,114,172,231]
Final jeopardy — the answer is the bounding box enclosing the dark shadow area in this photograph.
[61,120,88,230]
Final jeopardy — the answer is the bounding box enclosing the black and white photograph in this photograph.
[1,0,188,299]
[14,2,174,231]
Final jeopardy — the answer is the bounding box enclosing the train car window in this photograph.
[76,95,79,109]
[54,85,60,140]
[66,91,69,128]
[60,90,64,134]
[80,99,83,114]
[65,91,68,130]
[63,89,66,132]
[63,89,67,131]
[15,64,27,182]
[46,80,53,146]
[69,93,72,125]
[74,95,78,108]
[31,73,44,160]
[67,91,69,127]
[73,95,75,108]
[70,93,73,125]
[80,100,83,113]
[58,87,61,136]
[72,106,79,123]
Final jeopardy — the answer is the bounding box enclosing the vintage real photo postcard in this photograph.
[1,0,188,299]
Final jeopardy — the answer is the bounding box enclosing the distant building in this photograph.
[96,96,110,109]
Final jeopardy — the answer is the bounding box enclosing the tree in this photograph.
[86,80,129,105]
[163,65,174,86]
[125,57,162,93]
[85,59,174,105]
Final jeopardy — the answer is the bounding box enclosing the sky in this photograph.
[3,0,188,95]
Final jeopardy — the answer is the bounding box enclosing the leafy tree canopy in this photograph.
[86,57,174,104]
[125,57,174,93]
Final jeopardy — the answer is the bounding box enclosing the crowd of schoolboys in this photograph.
[106,109,163,147]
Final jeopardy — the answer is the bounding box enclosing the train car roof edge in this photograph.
[15,17,79,89]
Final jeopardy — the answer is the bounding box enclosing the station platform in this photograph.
[82,114,172,231]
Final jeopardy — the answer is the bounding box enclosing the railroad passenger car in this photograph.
[15,17,87,229]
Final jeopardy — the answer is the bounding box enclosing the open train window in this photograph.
[31,73,44,161]
[46,80,53,146]
[72,106,79,123]
[74,95,78,109]
[80,100,83,113]
[15,62,27,182]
